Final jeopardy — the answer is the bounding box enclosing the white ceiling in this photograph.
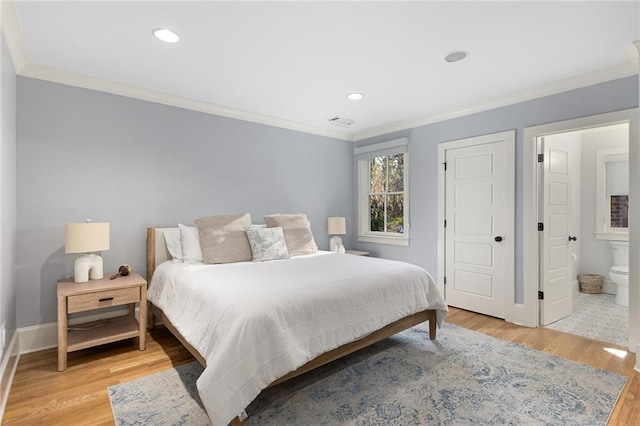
[4,1,640,141]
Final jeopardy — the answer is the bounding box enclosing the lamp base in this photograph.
[74,253,104,283]
[329,236,345,253]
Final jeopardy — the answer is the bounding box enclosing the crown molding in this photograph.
[1,1,28,73]
[18,63,355,141]
[21,60,636,145]
[632,39,640,63]
[4,2,637,145]
[353,62,639,141]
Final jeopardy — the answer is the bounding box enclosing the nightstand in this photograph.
[57,272,147,371]
[345,250,370,256]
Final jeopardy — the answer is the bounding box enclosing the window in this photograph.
[595,147,628,240]
[355,138,409,246]
[610,195,629,228]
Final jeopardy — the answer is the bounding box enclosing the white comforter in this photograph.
[147,251,448,426]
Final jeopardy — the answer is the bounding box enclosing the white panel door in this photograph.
[445,141,508,318]
[539,136,576,325]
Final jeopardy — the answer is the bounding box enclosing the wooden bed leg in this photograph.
[429,313,437,340]
[231,416,243,426]
[147,301,155,330]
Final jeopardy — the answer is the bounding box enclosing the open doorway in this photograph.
[537,124,629,346]
[522,108,638,354]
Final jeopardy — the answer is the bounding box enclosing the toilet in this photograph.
[609,241,629,307]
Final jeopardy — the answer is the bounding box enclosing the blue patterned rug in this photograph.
[109,323,627,425]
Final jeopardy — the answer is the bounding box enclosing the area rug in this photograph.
[109,323,627,425]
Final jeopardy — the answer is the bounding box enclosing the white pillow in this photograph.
[163,229,183,261]
[178,223,203,262]
[245,226,290,262]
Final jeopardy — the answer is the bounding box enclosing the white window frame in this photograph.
[355,138,410,246]
[595,148,629,241]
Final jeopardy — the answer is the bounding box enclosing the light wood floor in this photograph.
[3,307,639,425]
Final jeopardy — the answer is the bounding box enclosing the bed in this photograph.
[146,226,448,426]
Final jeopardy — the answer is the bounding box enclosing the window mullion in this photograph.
[384,156,389,233]
[368,159,373,233]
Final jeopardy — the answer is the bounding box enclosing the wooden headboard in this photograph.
[146,227,176,282]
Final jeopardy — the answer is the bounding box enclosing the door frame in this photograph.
[522,109,639,354]
[437,130,515,319]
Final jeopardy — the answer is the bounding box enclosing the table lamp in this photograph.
[65,221,110,283]
[327,216,346,253]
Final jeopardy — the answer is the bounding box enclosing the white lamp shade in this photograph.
[65,223,110,254]
[327,217,346,235]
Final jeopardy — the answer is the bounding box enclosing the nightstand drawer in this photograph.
[67,287,140,313]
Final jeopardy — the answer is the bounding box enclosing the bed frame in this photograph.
[146,227,437,424]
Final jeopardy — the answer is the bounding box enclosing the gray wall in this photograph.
[354,76,639,304]
[16,77,353,328]
[12,73,640,328]
[1,33,17,356]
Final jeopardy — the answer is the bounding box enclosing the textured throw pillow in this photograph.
[195,213,253,264]
[264,213,318,257]
[245,226,290,262]
[163,228,183,261]
[178,224,203,262]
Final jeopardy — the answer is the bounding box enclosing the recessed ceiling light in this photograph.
[152,28,180,43]
[347,93,364,101]
[444,51,468,63]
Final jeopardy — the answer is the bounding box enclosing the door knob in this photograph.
[568,236,577,241]
[494,236,503,242]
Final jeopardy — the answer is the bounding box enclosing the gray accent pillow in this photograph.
[194,213,252,264]
[264,213,318,257]
[245,226,290,261]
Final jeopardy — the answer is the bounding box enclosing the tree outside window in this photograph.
[368,153,404,234]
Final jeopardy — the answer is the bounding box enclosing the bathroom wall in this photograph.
[580,124,628,293]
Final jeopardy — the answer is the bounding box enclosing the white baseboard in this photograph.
[18,307,131,354]
[18,322,57,354]
[0,331,20,422]
[509,303,536,328]
[0,307,136,422]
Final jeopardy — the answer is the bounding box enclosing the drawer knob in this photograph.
[99,297,115,302]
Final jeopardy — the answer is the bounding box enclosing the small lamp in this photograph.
[327,216,346,253]
[65,221,110,283]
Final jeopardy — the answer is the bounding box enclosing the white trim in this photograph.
[3,3,637,145]
[18,322,58,354]
[0,308,140,418]
[437,130,515,322]
[357,234,409,246]
[17,63,355,142]
[0,1,29,73]
[437,146,446,298]
[522,108,639,348]
[353,63,638,141]
[19,62,636,144]
[628,41,640,68]
[18,307,130,354]
[595,233,629,242]
[357,147,410,246]
[595,148,629,238]
[354,138,408,156]
[0,331,20,422]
